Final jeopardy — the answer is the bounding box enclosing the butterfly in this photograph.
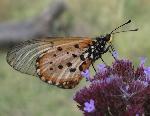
[6,20,138,89]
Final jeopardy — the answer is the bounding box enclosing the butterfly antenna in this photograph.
[110,20,138,34]
[112,28,138,34]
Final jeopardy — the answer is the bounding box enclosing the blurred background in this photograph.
[0,0,150,116]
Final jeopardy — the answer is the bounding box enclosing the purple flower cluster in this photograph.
[74,58,150,116]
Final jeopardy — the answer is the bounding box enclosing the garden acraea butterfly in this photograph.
[6,20,138,89]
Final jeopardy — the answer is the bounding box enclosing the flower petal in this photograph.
[112,50,119,59]
[97,64,106,73]
[90,99,94,105]
[139,57,146,67]
[81,69,90,81]
[84,99,95,112]
[84,102,90,107]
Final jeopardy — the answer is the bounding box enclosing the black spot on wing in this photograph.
[50,68,53,70]
[66,62,72,67]
[57,47,63,51]
[80,55,85,61]
[58,65,63,69]
[53,54,57,57]
[50,62,53,64]
[79,65,83,71]
[70,68,76,72]
[92,40,96,45]
[74,44,79,48]
[72,54,77,58]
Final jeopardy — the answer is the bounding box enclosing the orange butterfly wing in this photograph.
[7,37,93,89]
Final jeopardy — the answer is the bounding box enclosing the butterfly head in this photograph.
[104,34,112,43]
[97,34,112,43]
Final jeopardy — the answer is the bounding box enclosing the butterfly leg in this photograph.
[100,56,107,66]
[110,44,115,52]
[103,45,111,53]
[109,49,116,60]
[104,44,117,60]
[101,45,114,65]
[91,61,97,73]
[109,44,117,60]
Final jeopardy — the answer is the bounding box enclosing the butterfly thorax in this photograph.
[80,34,111,64]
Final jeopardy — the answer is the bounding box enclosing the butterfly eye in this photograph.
[105,34,111,42]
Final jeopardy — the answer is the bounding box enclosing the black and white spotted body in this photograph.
[80,34,113,65]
